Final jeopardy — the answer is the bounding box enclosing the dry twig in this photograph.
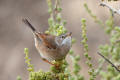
[97,52,120,72]
[100,2,120,16]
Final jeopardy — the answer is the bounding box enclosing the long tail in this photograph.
[22,18,36,32]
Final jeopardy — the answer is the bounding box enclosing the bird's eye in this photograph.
[61,35,65,38]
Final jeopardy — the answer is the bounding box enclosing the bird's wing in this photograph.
[37,33,57,49]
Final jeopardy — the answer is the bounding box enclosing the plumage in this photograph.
[23,18,72,62]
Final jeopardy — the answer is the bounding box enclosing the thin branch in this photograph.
[97,52,120,72]
[54,0,59,21]
[100,2,120,16]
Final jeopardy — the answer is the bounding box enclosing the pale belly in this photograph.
[36,46,66,61]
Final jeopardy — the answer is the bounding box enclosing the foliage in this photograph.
[84,3,120,80]
[24,48,34,72]
[19,0,120,80]
[81,19,96,80]
[23,0,84,80]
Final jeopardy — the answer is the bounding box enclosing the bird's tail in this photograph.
[22,18,36,32]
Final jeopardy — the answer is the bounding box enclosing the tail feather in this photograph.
[22,18,36,32]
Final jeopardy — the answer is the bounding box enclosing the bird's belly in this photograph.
[37,48,65,61]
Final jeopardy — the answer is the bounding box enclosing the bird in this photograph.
[22,18,72,66]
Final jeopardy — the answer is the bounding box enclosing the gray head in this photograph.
[55,32,72,48]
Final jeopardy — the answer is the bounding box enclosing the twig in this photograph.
[115,39,120,43]
[97,52,120,72]
[100,2,120,16]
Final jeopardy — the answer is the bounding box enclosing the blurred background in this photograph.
[0,0,120,80]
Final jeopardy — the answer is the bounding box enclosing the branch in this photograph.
[100,2,120,16]
[97,52,120,72]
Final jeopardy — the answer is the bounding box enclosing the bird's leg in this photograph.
[42,58,53,65]
[42,58,59,68]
